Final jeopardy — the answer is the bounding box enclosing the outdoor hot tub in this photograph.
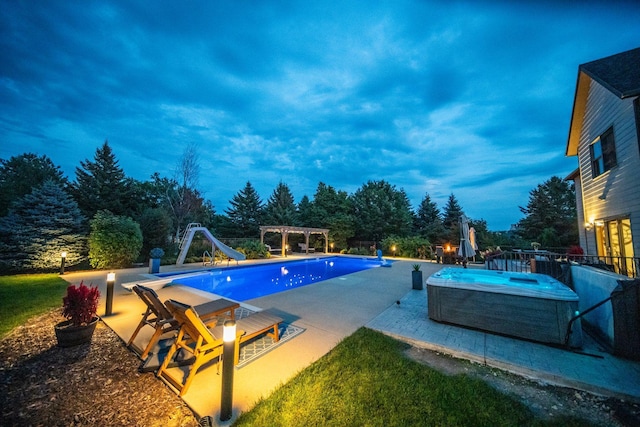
[426,268,582,347]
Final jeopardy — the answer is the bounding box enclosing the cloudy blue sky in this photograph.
[1,1,639,230]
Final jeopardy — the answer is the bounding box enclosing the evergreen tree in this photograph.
[225,181,264,237]
[442,193,464,243]
[0,180,86,271]
[309,182,355,250]
[297,195,313,227]
[0,153,67,217]
[415,192,445,243]
[517,176,577,248]
[72,140,132,218]
[350,180,413,241]
[264,182,298,226]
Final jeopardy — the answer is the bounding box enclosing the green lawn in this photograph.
[234,328,592,427]
[0,274,69,338]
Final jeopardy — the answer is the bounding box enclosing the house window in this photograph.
[590,127,617,178]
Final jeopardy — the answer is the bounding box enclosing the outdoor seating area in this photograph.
[127,285,239,360]
[127,284,283,396]
[298,243,315,253]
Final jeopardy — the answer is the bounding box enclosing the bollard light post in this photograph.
[60,252,67,275]
[220,320,236,422]
[105,272,115,316]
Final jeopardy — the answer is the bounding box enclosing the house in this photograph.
[565,47,640,274]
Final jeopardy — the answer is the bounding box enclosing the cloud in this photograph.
[1,1,639,230]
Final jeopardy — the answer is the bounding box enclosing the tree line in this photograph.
[0,141,578,272]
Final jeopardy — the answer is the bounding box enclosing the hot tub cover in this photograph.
[427,267,578,301]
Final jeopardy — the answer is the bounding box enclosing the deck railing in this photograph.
[485,250,640,279]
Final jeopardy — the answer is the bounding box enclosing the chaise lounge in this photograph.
[127,285,238,360]
[157,299,283,396]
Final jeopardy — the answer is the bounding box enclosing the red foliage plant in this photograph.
[62,281,100,326]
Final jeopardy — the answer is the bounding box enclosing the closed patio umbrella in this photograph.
[458,214,476,268]
[469,226,478,251]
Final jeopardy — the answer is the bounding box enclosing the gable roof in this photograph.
[565,47,640,157]
[580,47,640,99]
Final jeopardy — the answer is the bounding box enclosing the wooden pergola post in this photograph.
[259,225,330,256]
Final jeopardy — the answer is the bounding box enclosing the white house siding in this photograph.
[573,175,593,253]
[577,79,640,256]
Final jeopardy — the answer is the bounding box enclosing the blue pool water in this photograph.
[166,256,390,301]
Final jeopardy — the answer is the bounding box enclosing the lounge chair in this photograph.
[127,285,238,360]
[157,299,283,396]
[127,285,180,360]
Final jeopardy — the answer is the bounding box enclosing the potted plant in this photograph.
[149,247,164,274]
[412,264,423,290]
[54,281,100,347]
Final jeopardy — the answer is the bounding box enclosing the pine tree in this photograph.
[518,176,577,247]
[297,195,313,227]
[308,183,355,250]
[72,140,131,219]
[225,182,264,237]
[0,153,67,217]
[0,180,86,271]
[442,193,464,243]
[415,193,445,243]
[351,180,413,241]
[264,182,298,226]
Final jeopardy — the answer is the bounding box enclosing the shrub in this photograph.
[237,240,269,259]
[138,207,172,258]
[88,210,143,269]
[382,236,431,259]
[62,281,100,326]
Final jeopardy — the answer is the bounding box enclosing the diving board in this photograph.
[176,223,246,266]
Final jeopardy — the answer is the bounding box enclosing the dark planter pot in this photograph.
[54,317,99,347]
[412,270,423,290]
[149,258,161,274]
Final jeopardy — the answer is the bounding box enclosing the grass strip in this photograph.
[234,328,593,427]
[0,274,69,338]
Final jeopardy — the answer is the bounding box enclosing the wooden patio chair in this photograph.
[156,300,231,396]
[158,299,284,396]
[127,285,235,360]
[127,285,180,360]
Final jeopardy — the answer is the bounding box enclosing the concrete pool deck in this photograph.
[61,256,640,425]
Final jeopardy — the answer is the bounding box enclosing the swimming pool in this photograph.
[167,256,391,301]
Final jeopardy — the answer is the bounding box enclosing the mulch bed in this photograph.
[0,309,199,427]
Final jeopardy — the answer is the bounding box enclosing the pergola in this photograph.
[259,225,330,256]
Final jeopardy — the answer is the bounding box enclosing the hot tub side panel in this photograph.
[427,285,579,345]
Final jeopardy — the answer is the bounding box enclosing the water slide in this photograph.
[176,224,246,266]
